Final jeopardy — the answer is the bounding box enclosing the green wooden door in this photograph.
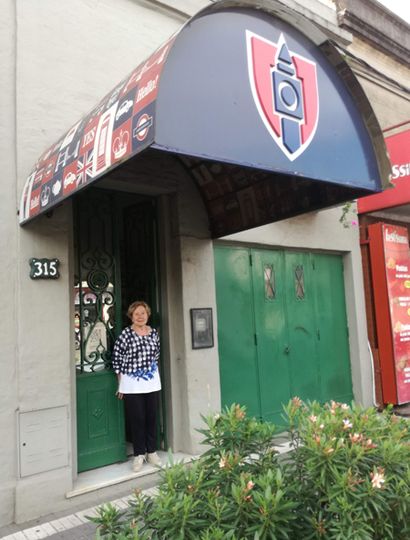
[74,189,126,472]
[284,252,321,402]
[313,253,353,404]
[214,247,260,418]
[252,249,291,425]
[75,190,162,472]
[215,245,353,423]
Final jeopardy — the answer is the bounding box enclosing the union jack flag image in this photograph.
[76,150,94,187]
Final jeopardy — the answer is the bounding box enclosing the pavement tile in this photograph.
[7,534,28,540]
[20,526,46,540]
[72,512,89,525]
[46,520,66,534]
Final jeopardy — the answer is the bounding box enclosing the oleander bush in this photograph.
[91,399,410,539]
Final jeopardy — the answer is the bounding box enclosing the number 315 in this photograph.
[29,258,60,279]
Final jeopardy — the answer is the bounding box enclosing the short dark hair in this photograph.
[127,301,151,320]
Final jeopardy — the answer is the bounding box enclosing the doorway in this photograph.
[214,245,353,425]
[74,188,163,472]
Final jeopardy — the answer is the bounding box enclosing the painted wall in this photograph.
[0,0,18,527]
[7,0,186,525]
[349,41,410,129]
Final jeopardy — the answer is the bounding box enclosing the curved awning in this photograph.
[20,0,390,231]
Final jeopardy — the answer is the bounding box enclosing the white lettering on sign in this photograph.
[30,258,60,279]
[396,265,409,272]
[385,230,408,244]
[136,76,158,103]
[83,127,96,148]
[392,163,410,179]
[30,195,40,210]
[399,324,410,332]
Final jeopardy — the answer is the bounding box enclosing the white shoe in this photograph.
[132,455,145,472]
[147,452,162,466]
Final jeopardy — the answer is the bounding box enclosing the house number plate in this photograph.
[29,258,60,279]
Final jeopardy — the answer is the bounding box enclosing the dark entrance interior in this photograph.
[74,187,164,472]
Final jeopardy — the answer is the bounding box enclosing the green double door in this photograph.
[75,188,160,472]
[215,246,353,425]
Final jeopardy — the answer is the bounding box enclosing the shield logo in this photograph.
[246,31,319,161]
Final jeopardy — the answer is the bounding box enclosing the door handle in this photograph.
[284,345,290,355]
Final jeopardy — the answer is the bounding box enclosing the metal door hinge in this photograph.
[249,253,253,266]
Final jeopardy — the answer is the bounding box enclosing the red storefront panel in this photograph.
[358,127,410,214]
[368,223,410,404]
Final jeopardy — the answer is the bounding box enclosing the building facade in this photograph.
[1,0,409,527]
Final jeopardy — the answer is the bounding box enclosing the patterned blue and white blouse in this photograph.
[112,326,160,381]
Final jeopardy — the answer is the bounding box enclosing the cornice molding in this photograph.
[335,0,410,66]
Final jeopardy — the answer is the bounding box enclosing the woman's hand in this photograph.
[116,373,123,399]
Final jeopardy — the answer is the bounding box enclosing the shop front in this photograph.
[358,123,410,408]
[13,0,389,524]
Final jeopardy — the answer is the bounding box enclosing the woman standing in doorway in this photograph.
[112,301,162,472]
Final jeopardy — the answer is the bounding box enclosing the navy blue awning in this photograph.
[20,1,390,236]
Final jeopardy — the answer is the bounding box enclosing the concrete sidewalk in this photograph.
[0,450,199,540]
[0,482,158,540]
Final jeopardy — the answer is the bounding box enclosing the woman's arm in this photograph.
[112,330,128,399]
[112,329,128,373]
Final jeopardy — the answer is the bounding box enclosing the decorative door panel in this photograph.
[74,189,126,472]
[76,372,126,471]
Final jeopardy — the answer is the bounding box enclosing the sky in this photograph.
[376,0,410,23]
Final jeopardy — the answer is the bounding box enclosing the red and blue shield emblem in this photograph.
[246,31,319,161]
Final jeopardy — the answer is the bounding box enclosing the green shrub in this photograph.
[90,401,410,539]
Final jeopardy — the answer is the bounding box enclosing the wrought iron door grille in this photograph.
[74,191,120,373]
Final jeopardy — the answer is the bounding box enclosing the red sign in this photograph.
[383,224,410,403]
[358,126,410,213]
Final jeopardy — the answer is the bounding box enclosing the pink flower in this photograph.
[349,433,363,444]
[291,397,302,408]
[246,480,255,491]
[309,415,318,423]
[364,438,377,449]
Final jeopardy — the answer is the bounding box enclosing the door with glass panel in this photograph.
[74,188,160,472]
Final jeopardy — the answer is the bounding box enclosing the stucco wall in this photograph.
[348,40,410,129]
[160,160,221,454]
[0,0,18,527]
[10,0,186,525]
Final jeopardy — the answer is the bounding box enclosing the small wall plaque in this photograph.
[29,258,60,279]
[190,308,214,349]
